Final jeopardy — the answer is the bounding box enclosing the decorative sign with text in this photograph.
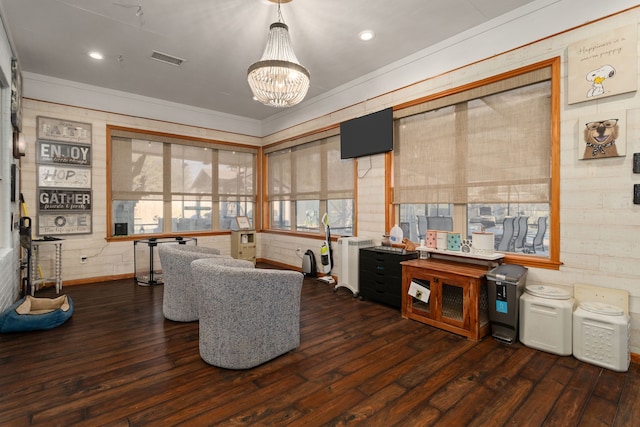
[37,116,92,144]
[38,165,92,189]
[38,189,92,211]
[37,140,92,166]
[36,116,93,236]
[38,212,92,235]
[568,25,638,104]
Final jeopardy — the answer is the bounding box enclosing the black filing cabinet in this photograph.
[359,247,418,308]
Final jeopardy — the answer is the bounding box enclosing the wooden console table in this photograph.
[401,258,490,341]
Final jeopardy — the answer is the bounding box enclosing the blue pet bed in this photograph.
[0,295,73,333]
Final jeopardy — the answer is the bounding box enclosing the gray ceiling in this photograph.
[0,0,536,121]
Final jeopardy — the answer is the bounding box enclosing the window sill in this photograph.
[502,253,561,270]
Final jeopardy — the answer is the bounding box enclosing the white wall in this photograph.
[0,10,21,312]
[6,3,640,355]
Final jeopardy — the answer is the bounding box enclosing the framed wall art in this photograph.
[579,111,626,160]
[37,140,92,166]
[38,165,92,189]
[38,212,92,236]
[568,25,637,104]
[37,116,92,144]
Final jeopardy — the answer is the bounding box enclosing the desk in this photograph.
[401,258,490,341]
[134,237,197,285]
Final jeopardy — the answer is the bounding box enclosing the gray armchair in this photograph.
[172,245,221,255]
[191,260,303,369]
[158,245,252,322]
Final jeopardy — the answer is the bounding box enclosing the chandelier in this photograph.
[247,1,310,107]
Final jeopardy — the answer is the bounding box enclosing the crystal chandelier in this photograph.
[247,1,310,107]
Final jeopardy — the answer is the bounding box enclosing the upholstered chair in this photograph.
[158,245,252,322]
[191,260,303,369]
[172,245,221,255]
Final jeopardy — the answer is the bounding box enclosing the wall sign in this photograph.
[38,165,92,188]
[36,115,93,236]
[37,116,92,144]
[38,213,92,235]
[37,140,92,166]
[38,189,92,211]
[578,111,626,160]
[568,25,637,104]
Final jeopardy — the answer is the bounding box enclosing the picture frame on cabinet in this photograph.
[234,216,251,230]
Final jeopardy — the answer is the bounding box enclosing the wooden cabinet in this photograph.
[230,230,256,264]
[359,247,417,308]
[401,258,489,341]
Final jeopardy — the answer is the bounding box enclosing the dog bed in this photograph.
[0,295,73,333]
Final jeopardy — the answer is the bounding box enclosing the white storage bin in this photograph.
[573,302,630,372]
[519,285,574,355]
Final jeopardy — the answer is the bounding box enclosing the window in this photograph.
[393,59,559,268]
[265,132,354,236]
[108,127,257,238]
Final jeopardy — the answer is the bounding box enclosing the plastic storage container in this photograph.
[573,302,630,372]
[519,285,574,355]
[486,264,528,343]
[389,224,403,245]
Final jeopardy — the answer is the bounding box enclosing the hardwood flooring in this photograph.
[1,266,639,426]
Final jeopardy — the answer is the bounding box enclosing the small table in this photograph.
[30,238,64,296]
[133,237,197,285]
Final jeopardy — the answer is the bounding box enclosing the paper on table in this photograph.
[408,280,430,303]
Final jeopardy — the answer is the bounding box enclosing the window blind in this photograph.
[267,135,353,201]
[394,68,551,205]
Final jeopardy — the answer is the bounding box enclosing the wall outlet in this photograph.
[80,256,87,264]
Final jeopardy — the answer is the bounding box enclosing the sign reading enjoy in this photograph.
[37,140,92,166]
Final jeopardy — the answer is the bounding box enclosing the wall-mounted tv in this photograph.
[340,107,393,159]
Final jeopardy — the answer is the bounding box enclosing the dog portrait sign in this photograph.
[579,111,626,160]
[568,25,637,104]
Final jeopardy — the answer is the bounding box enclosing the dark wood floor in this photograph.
[1,266,639,427]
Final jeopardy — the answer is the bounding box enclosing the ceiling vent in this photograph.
[150,50,185,66]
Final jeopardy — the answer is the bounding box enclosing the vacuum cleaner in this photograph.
[317,213,335,284]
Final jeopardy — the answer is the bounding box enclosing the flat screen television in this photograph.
[340,107,393,159]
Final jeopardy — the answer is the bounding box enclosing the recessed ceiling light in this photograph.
[358,30,375,41]
[88,51,104,60]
